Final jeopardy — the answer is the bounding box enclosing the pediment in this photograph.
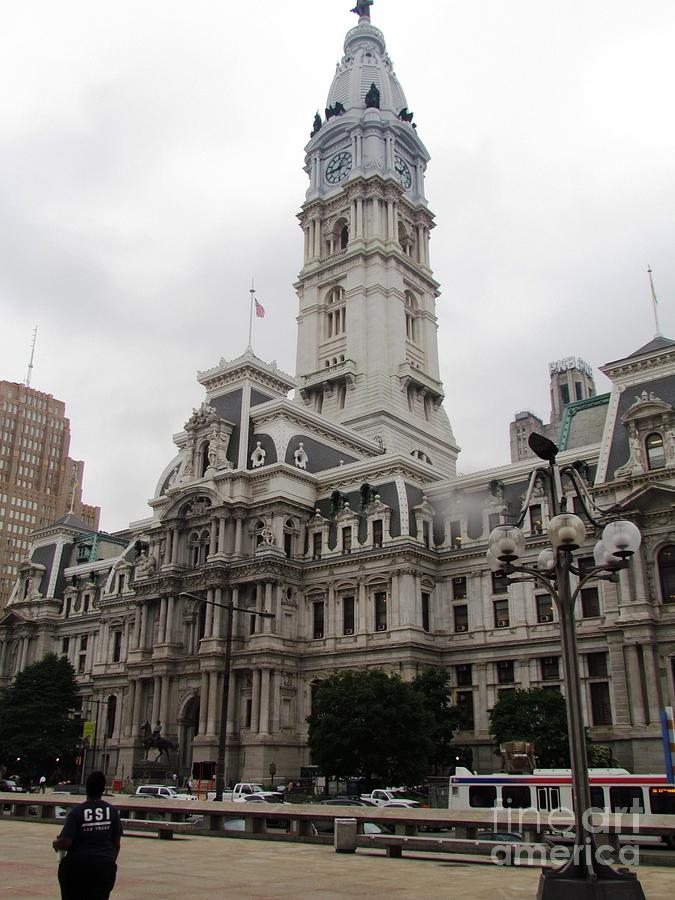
[612,483,675,514]
[621,391,673,424]
[0,610,29,628]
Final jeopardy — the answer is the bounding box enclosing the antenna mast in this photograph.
[25,326,38,387]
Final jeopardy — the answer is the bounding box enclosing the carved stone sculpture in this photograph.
[251,441,266,468]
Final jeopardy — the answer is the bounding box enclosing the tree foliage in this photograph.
[0,654,81,781]
[411,668,460,774]
[489,688,570,767]
[307,669,434,786]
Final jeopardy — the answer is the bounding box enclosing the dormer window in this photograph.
[646,432,665,470]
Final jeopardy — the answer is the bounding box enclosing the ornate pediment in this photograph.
[621,391,673,424]
[184,402,219,432]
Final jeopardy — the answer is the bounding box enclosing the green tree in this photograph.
[0,654,81,783]
[489,688,570,767]
[307,669,434,786]
[411,667,460,774]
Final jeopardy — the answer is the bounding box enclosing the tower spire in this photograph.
[25,325,38,387]
[647,266,662,337]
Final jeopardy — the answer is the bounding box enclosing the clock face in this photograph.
[325,151,352,184]
[394,155,412,190]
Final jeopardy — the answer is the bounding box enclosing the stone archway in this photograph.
[178,696,200,777]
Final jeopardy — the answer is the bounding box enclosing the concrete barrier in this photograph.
[334,818,357,853]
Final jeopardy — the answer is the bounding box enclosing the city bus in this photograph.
[449,767,675,847]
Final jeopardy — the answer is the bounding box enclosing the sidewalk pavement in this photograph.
[1,820,672,899]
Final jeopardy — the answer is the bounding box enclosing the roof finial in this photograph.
[647,266,662,338]
[351,0,373,21]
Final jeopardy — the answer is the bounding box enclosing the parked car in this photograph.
[380,799,421,809]
[0,779,27,793]
[134,785,197,801]
[321,798,378,808]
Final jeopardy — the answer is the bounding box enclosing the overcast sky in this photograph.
[2,1,673,533]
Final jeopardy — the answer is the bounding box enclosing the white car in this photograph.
[134,785,197,801]
[379,799,421,809]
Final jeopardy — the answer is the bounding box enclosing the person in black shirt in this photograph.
[53,770,122,900]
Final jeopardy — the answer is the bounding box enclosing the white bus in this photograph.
[449,767,675,847]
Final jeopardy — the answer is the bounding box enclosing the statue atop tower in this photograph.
[351,0,373,19]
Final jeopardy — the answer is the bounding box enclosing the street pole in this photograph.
[214,602,233,802]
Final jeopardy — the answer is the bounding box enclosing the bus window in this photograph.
[609,787,644,814]
[537,787,560,811]
[649,787,675,815]
[590,787,605,811]
[469,786,497,808]
[502,786,531,808]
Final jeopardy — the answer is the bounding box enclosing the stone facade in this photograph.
[1,8,674,783]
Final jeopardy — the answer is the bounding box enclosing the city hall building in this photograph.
[1,5,674,782]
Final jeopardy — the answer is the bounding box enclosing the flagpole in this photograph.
[648,266,662,337]
[248,278,255,349]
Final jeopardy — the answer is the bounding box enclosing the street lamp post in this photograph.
[179,590,274,802]
[487,434,645,900]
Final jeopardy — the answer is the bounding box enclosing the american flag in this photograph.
[255,299,265,318]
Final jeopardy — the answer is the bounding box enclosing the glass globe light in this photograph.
[602,520,641,559]
[547,513,586,551]
[593,540,619,568]
[537,548,556,572]
[488,524,525,562]
[487,549,506,573]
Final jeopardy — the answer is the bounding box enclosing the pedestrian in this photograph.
[39,775,47,794]
[53,770,122,900]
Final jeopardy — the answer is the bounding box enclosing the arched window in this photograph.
[255,520,266,548]
[404,291,418,342]
[398,222,414,257]
[658,545,675,604]
[646,432,665,470]
[106,695,117,739]
[190,532,200,568]
[326,286,346,338]
[340,224,349,249]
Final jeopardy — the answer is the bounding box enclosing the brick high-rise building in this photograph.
[0,381,99,608]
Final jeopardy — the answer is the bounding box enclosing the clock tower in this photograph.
[295,3,458,474]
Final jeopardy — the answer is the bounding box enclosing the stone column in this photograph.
[270,670,280,733]
[234,517,243,556]
[170,527,180,565]
[205,589,215,638]
[159,676,170,730]
[217,516,227,554]
[264,581,273,633]
[209,519,218,557]
[251,669,261,734]
[475,663,489,733]
[642,643,662,725]
[623,644,646,726]
[259,668,271,735]
[327,584,335,637]
[125,680,136,737]
[198,671,209,735]
[158,597,168,644]
[212,588,223,638]
[358,580,367,634]
[273,583,282,634]
[139,603,148,650]
[165,596,175,644]
[0,637,7,676]
[132,604,142,649]
[131,680,142,737]
[151,675,161,725]
[206,672,219,735]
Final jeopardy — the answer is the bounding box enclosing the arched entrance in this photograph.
[178,696,200,778]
